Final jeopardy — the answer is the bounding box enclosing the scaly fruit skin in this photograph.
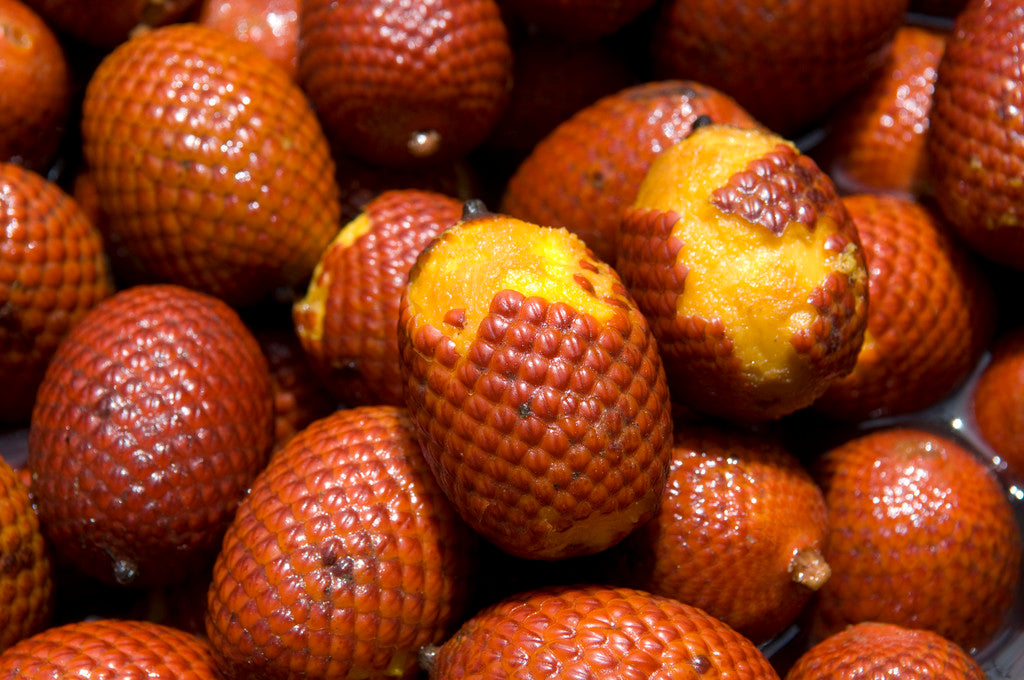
[205,406,475,680]
[428,584,780,679]
[618,124,869,423]
[811,427,1022,652]
[299,0,513,168]
[0,162,114,425]
[970,326,1024,474]
[398,212,672,560]
[650,0,908,136]
[785,622,986,680]
[815,25,946,198]
[21,0,199,49]
[81,23,340,308]
[813,194,995,421]
[0,457,52,654]
[0,618,222,679]
[501,80,760,266]
[198,0,299,79]
[294,189,464,407]
[28,284,275,588]
[608,422,830,644]
[927,0,1024,269]
[0,0,70,173]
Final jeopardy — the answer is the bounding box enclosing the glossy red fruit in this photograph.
[811,427,1021,652]
[813,194,995,421]
[0,162,114,425]
[970,326,1024,474]
[205,405,476,680]
[81,23,341,307]
[0,618,222,679]
[198,0,299,79]
[0,0,70,173]
[28,284,275,588]
[927,0,1024,269]
[785,622,985,680]
[299,0,513,168]
[425,584,781,679]
[21,0,199,49]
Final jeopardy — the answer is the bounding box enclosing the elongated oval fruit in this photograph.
[617,123,869,423]
[398,209,673,560]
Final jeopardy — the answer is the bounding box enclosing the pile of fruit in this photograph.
[1,0,1023,678]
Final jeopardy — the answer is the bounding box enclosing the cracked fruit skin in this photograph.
[0,618,221,680]
[785,621,985,680]
[205,405,475,680]
[607,421,830,644]
[927,0,1024,270]
[81,23,340,307]
[810,427,1022,652]
[0,162,114,425]
[813,194,995,421]
[426,584,780,679]
[27,284,274,588]
[617,123,869,423]
[294,189,464,408]
[398,211,673,560]
[0,457,53,654]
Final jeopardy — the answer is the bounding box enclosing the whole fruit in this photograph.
[28,284,275,587]
[970,326,1024,474]
[205,405,475,680]
[811,427,1021,652]
[617,123,869,422]
[398,208,673,560]
[81,23,340,307]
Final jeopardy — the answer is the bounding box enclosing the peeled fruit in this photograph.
[423,584,781,679]
[785,622,985,680]
[81,23,341,307]
[811,427,1022,652]
[606,421,830,644]
[398,208,673,560]
[617,123,869,423]
[205,405,475,680]
[813,193,995,421]
[294,189,464,407]
[28,284,275,588]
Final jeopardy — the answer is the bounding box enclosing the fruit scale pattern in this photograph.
[0,0,1023,679]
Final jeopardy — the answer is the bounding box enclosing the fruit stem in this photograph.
[789,547,831,590]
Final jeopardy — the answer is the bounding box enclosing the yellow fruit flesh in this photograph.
[407,216,619,356]
[635,125,862,385]
[293,211,372,345]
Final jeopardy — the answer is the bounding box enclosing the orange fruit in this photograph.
[813,194,995,421]
[28,283,275,588]
[501,80,760,266]
[0,618,221,679]
[0,456,53,653]
[80,23,341,308]
[0,0,70,173]
[814,24,947,198]
[785,622,985,680]
[298,0,513,168]
[970,326,1024,474]
[252,324,337,452]
[205,405,476,680]
[293,189,464,407]
[20,0,199,49]
[927,0,1024,269]
[198,0,299,79]
[606,421,830,644]
[810,426,1021,652]
[397,209,673,560]
[0,162,115,425]
[650,0,909,136]
[617,123,869,422]
[498,0,657,43]
[424,584,781,679]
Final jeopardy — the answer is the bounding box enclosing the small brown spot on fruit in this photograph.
[789,547,831,590]
[692,655,711,674]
